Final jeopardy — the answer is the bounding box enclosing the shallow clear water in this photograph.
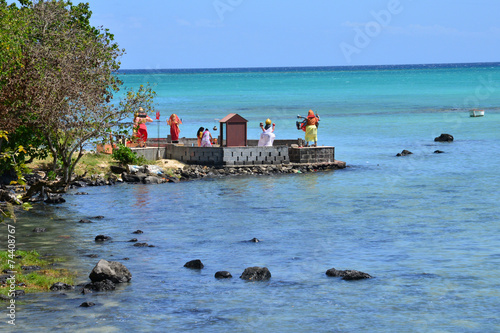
[4,65,500,332]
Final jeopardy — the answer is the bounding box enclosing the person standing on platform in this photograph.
[258,118,276,146]
[304,110,320,147]
[196,127,205,147]
[200,128,213,147]
[133,107,153,147]
[167,114,182,143]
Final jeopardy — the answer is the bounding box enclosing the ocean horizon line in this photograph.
[117,61,500,74]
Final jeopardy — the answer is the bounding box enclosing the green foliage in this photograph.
[112,144,146,165]
[0,0,156,193]
[46,170,57,181]
[0,130,31,185]
[0,2,27,84]
[0,126,47,175]
[0,250,75,296]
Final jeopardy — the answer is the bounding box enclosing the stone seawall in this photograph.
[132,143,338,167]
[222,146,289,166]
[289,146,335,164]
[165,145,223,165]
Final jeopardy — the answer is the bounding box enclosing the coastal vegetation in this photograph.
[0,0,156,205]
[0,249,75,297]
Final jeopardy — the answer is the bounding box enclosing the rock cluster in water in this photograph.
[80,259,132,294]
[395,134,454,157]
[325,268,373,280]
[172,163,345,182]
[88,259,132,284]
[116,162,346,184]
[396,149,413,157]
[434,133,454,142]
[0,160,345,206]
[49,282,74,291]
[240,267,272,281]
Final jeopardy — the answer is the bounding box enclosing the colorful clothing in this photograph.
[305,125,317,142]
[167,114,182,142]
[306,110,319,126]
[133,116,152,145]
[197,128,204,147]
[201,130,212,147]
[137,123,148,142]
[305,109,319,143]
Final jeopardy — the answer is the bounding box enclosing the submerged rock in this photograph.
[215,271,232,279]
[325,268,372,280]
[95,235,111,242]
[184,259,204,269]
[83,279,116,292]
[50,282,74,291]
[79,301,96,307]
[240,267,271,281]
[396,150,413,157]
[89,259,132,283]
[434,133,454,142]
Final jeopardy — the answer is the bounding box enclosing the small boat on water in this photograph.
[470,109,485,117]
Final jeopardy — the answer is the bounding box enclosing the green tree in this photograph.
[0,0,156,197]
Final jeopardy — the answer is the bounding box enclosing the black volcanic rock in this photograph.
[240,267,271,281]
[434,133,454,142]
[326,267,372,280]
[184,259,204,269]
[215,271,232,279]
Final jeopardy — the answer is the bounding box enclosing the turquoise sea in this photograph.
[5,63,500,332]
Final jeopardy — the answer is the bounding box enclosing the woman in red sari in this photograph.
[133,108,153,147]
[167,114,182,143]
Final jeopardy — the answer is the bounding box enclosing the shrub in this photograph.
[112,144,142,165]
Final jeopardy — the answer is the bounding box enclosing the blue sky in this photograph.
[14,0,500,69]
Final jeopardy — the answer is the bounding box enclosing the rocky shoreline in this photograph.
[117,160,347,185]
[0,160,346,205]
